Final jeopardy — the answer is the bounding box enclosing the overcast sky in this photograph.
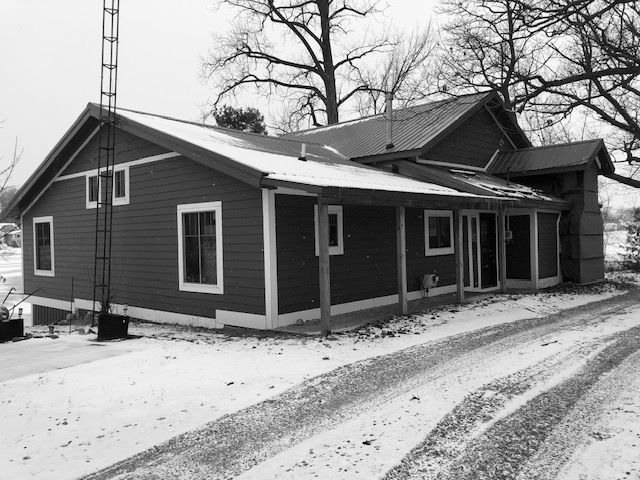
[2,0,637,209]
[1,0,437,187]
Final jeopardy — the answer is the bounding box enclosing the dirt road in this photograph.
[84,290,640,480]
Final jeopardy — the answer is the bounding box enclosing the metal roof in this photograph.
[395,161,568,208]
[282,92,496,160]
[116,107,483,198]
[488,139,614,176]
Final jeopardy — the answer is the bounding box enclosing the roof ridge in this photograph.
[93,103,328,147]
[285,91,494,136]
[505,138,603,152]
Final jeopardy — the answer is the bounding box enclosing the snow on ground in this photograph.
[604,229,627,263]
[0,281,631,480]
[0,247,32,326]
[235,304,640,480]
[559,349,640,480]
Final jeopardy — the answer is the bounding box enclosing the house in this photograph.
[0,223,21,247]
[0,92,614,330]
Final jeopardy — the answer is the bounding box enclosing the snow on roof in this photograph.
[116,108,480,197]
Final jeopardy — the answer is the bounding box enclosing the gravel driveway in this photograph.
[83,290,640,480]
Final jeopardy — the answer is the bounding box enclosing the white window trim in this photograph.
[33,216,55,277]
[177,201,224,294]
[112,166,130,206]
[314,205,344,256]
[424,209,454,256]
[85,172,101,209]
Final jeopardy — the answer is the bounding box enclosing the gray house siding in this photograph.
[23,132,265,322]
[422,109,506,169]
[275,195,456,314]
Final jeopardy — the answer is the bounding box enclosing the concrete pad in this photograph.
[0,335,139,383]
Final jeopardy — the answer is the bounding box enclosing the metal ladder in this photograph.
[92,0,120,318]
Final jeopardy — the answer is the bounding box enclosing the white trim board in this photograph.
[262,189,278,329]
[21,126,100,217]
[277,284,457,326]
[54,152,181,182]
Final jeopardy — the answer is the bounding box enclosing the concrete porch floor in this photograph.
[276,291,489,336]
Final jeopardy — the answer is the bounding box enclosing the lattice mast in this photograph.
[92,0,120,317]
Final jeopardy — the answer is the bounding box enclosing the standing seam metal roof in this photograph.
[282,92,494,159]
[488,139,609,175]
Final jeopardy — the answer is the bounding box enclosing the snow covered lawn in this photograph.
[0,280,633,480]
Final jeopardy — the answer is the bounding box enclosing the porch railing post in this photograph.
[396,206,408,315]
[498,205,507,293]
[318,199,332,336]
[454,209,465,303]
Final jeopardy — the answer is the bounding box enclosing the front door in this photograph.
[464,212,498,291]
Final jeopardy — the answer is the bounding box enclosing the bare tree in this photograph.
[0,122,21,211]
[437,0,640,178]
[354,27,438,115]
[201,0,392,128]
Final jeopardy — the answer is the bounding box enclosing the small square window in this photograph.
[424,210,454,256]
[314,205,344,256]
[86,174,100,209]
[112,167,130,205]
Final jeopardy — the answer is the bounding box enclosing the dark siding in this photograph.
[538,212,559,279]
[275,197,456,314]
[422,109,505,169]
[60,127,170,175]
[23,152,265,320]
[405,208,456,290]
[506,215,531,279]
[33,305,70,325]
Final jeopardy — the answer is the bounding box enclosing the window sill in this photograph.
[179,282,223,294]
[34,269,55,277]
[425,247,454,256]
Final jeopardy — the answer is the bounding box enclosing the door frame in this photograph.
[462,209,500,292]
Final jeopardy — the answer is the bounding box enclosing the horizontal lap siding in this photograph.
[23,150,265,320]
[422,109,504,169]
[60,128,169,175]
[275,197,456,314]
[538,212,559,279]
[405,208,456,290]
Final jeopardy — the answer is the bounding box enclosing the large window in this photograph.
[177,202,223,294]
[33,216,55,276]
[314,205,344,256]
[424,210,454,256]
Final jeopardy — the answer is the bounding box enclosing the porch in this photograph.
[276,290,489,336]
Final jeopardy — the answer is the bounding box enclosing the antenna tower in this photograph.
[92,0,120,317]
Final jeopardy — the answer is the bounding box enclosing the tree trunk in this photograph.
[318,0,339,124]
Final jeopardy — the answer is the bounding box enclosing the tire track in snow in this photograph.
[82,291,640,480]
[434,325,640,480]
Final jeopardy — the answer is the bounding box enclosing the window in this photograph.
[86,174,100,209]
[33,216,55,276]
[112,167,130,205]
[424,210,454,256]
[177,202,223,294]
[314,205,344,256]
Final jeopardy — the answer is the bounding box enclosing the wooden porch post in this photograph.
[396,206,408,315]
[318,200,332,336]
[498,205,507,293]
[454,209,465,303]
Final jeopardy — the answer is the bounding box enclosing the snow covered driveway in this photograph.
[79,286,640,480]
